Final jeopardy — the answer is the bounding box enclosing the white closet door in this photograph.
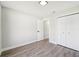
[57,17,66,46]
[65,14,79,51]
[57,14,79,51]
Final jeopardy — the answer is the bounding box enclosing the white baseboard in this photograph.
[49,40,57,44]
[2,39,44,52]
[2,43,28,52]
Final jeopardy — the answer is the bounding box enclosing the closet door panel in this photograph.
[66,14,79,51]
[57,17,66,46]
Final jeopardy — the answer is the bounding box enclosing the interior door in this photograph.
[37,20,43,41]
[65,14,79,51]
[57,17,66,46]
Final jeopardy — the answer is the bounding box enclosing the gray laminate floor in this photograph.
[1,39,79,57]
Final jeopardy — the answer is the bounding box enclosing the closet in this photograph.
[57,13,79,51]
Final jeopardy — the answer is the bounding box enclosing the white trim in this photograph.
[2,39,43,52]
[2,43,28,52]
[49,40,57,44]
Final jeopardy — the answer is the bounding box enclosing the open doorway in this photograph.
[43,20,49,40]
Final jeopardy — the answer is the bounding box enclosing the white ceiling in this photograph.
[1,1,79,19]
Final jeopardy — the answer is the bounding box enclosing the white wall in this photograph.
[2,7,39,51]
[0,4,2,55]
[48,17,57,44]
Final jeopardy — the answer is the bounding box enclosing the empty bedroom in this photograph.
[0,0,79,57]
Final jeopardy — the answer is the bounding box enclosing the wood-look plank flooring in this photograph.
[1,39,79,57]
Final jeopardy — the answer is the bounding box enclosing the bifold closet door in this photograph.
[57,14,79,51]
[64,14,79,51]
[57,17,66,46]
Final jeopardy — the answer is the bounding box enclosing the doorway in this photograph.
[43,20,49,39]
[37,19,50,40]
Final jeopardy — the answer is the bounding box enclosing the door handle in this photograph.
[37,30,40,32]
